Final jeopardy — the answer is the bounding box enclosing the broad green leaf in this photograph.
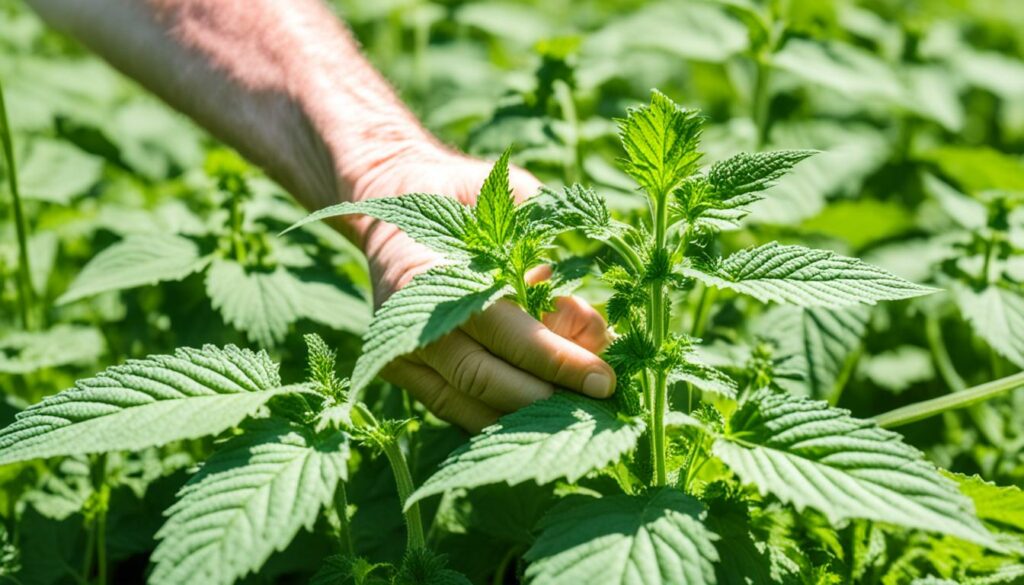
[207,261,300,348]
[799,199,914,249]
[57,233,210,305]
[922,173,987,231]
[352,263,509,392]
[282,194,474,257]
[525,489,719,585]
[704,497,800,585]
[149,419,349,585]
[947,472,1024,533]
[408,393,644,507]
[923,147,1024,194]
[618,90,703,196]
[953,284,1024,368]
[206,260,370,348]
[0,324,104,374]
[12,138,103,204]
[714,389,996,547]
[535,184,622,239]
[474,149,518,247]
[773,39,907,105]
[754,305,870,399]
[684,242,935,308]
[0,345,292,465]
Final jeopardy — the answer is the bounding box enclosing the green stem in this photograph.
[0,78,33,330]
[606,234,643,273]
[381,439,425,551]
[96,501,108,585]
[553,79,580,184]
[875,371,1024,429]
[979,235,995,288]
[649,193,670,486]
[752,54,772,149]
[332,483,353,556]
[925,314,966,392]
[229,195,247,265]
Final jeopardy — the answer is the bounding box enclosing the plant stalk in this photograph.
[0,78,33,330]
[875,371,1024,428]
[752,55,772,149]
[650,191,670,486]
[381,439,425,550]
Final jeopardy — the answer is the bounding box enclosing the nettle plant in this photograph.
[1,91,1021,585]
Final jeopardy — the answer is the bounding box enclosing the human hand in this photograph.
[346,144,616,432]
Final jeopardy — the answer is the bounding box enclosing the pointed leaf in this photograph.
[352,264,509,392]
[525,489,719,585]
[0,345,291,465]
[707,150,817,198]
[618,89,703,196]
[714,389,996,547]
[408,393,644,507]
[753,305,870,399]
[57,233,210,305]
[948,472,1024,534]
[149,419,350,585]
[282,194,474,257]
[668,359,738,400]
[953,284,1024,368]
[684,242,936,307]
[535,184,622,239]
[474,149,518,246]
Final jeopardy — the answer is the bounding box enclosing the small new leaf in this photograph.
[714,389,997,548]
[525,489,719,585]
[0,345,292,465]
[708,150,817,198]
[618,89,704,196]
[352,264,510,392]
[473,148,519,247]
[684,242,936,307]
[150,419,350,585]
[407,393,645,507]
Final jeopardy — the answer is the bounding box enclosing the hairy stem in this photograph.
[650,192,670,486]
[381,438,425,550]
[925,314,966,392]
[331,482,353,556]
[875,371,1024,428]
[0,78,33,330]
[229,194,247,265]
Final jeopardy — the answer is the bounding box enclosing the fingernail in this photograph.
[583,371,614,398]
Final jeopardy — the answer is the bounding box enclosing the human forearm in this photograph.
[26,0,441,238]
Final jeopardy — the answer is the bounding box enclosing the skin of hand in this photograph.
[25,0,616,432]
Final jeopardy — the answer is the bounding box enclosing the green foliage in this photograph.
[715,390,995,547]
[351,264,509,392]
[4,3,1024,583]
[525,489,719,585]
[408,393,644,506]
[0,345,292,465]
[150,418,350,585]
[685,242,936,307]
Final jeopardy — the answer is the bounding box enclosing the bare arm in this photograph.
[27,0,615,432]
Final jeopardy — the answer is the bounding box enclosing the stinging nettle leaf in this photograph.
[57,233,210,305]
[618,89,704,196]
[668,359,738,400]
[754,305,871,399]
[352,263,510,392]
[407,393,645,507]
[953,283,1024,369]
[149,418,350,585]
[281,193,474,257]
[0,345,294,465]
[947,472,1024,534]
[684,242,936,308]
[474,148,519,247]
[714,389,996,548]
[534,184,622,240]
[707,150,817,199]
[206,259,370,348]
[525,489,719,585]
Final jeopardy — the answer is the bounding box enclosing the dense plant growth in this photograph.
[2,0,1024,584]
